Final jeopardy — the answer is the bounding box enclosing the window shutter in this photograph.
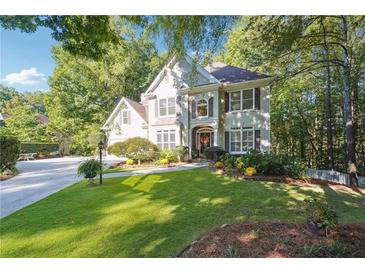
[254,88,261,110]
[155,99,158,117]
[192,99,197,119]
[208,97,214,117]
[224,131,230,152]
[254,129,261,152]
[225,92,229,112]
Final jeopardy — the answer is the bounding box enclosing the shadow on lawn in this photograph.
[1,168,364,257]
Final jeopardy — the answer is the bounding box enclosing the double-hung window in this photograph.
[156,130,176,149]
[122,110,129,124]
[229,89,254,111]
[159,97,176,116]
[230,128,241,152]
[229,127,254,153]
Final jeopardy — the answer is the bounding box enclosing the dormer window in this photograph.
[159,97,176,116]
[197,99,208,117]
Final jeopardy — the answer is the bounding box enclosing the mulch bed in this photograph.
[211,167,365,193]
[179,221,365,258]
[0,173,17,181]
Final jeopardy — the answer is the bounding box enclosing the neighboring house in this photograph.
[102,55,273,157]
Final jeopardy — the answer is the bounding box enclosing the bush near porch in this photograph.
[216,151,307,178]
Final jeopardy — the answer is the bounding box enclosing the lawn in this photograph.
[1,168,364,257]
[103,166,147,174]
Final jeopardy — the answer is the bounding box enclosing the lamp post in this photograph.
[98,140,103,185]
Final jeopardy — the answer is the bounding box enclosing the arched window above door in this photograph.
[197,99,208,117]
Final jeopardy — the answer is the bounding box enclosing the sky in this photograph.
[0,25,168,93]
[1,27,58,92]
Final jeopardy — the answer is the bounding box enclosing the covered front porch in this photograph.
[190,125,219,157]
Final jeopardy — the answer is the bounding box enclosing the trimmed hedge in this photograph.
[0,135,20,172]
[20,143,59,154]
[107,137,159,162]
[203,146,226,161]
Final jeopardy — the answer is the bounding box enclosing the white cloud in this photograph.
[2,67,46,85]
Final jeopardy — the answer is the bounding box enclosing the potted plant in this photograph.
[77,159,102,185]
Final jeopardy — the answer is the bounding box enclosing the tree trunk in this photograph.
[340,16,358,186]
[320,17,335,169]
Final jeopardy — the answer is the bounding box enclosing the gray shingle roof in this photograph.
[205,62,269,83]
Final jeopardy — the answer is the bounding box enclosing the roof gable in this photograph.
[102,97,147,129]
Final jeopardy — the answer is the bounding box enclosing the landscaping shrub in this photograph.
[126,159,135,165]
[20,142,59,154]
[160,149,179,163]
[0,134,20,173]
[191,148,199,159]
[236,157,245,174]
[220,153,237,169]
[159,158,169,165]
[239,151,307,177]
[203,146,226,161]
[175,145,189,162]
[107,137,159,163]
[303,198,338,235]
[245,167,257,176]
[77,159,101,184]
[215,161,224,169]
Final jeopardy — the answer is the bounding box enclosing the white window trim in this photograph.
[121,110,129,125]
[229,88,255,113]
[159,97,176,117]
[229,127,255,154]
[156,129,176,149]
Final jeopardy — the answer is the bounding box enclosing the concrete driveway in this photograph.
[0,156,120,218]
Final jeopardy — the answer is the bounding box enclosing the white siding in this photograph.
[107,103,147,147]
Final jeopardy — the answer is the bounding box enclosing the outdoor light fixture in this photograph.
[98,140,103,185]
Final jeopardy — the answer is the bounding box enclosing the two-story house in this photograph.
[102,55,273,157]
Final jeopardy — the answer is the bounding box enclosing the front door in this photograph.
[197,130,213,154]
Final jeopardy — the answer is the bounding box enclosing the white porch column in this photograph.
[213,127,218,146]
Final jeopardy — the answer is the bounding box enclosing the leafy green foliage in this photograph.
[126,159,135,165]
[220,153,237,169]
[159,149,178,163]
[107,137,159,162]
[0,105,49,143]
[77,159,101,182]
[0,16,119,59]
[45,31,162,155]
[20,143,59,154]
[214,161,224,169]
[304,198,338,234]
[174,145,189,161]
[0,134,20,173]
[203,146,226,161]
[159,158,169,165]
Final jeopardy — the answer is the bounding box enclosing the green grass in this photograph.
[103,166,154,174]
[1,168,364,258]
